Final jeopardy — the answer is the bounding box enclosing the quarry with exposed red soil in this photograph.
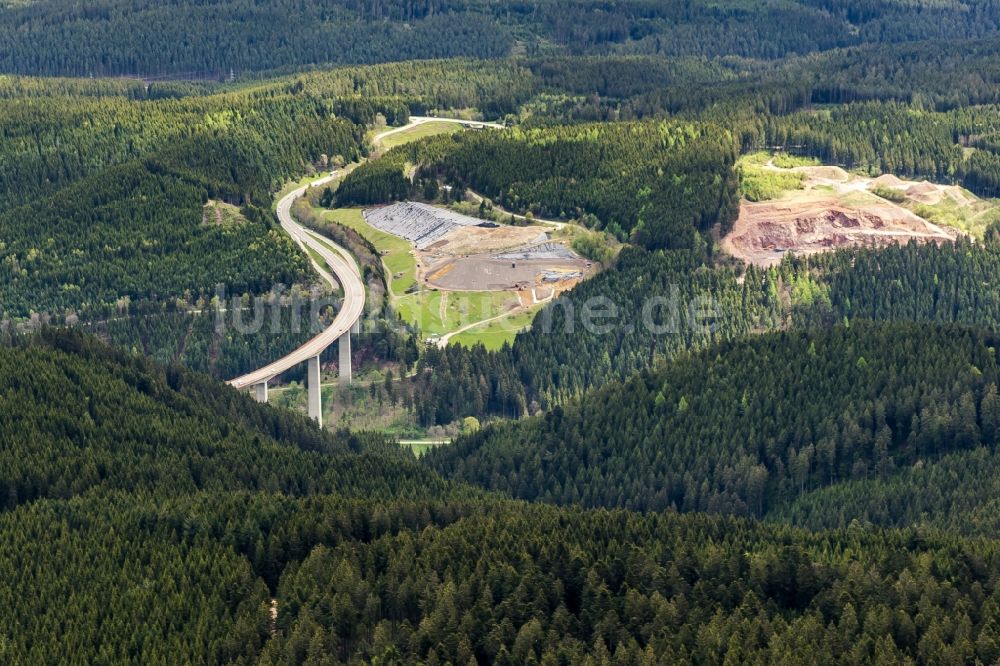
[722,163,976,267]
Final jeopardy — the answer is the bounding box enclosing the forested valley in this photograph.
[428,323,1000,524]
[0,60,537,380]
[7,11,1000,663]
[7,329,1000,664]
[302,41,1000,426]
[403,235,1000,426]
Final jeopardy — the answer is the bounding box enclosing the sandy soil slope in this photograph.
[722,163,969,267]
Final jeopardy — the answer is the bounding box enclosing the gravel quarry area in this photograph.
[492,242,578,261]
[869,174,976,206]
[723,164,973,267]
[723,198,957,267]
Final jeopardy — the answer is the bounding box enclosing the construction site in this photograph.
[364,202,592,294]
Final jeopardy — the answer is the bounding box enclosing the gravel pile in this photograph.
[492,242,577,261]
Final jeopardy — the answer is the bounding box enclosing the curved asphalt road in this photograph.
[228,174,365,390]
[229,116,503,390]
[372,116,505,146]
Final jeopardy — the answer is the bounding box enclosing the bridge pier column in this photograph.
[254,381,268,403]
[339,330,352,385]
[307,355,322,426]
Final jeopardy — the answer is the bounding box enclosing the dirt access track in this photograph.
[722,163,964,267]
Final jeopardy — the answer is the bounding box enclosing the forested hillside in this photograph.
[529,39,1000,120]
[315,44,1000,427]
[0,328,446,661]
[6,44,1000,322]
[409,247,780,424]
[9,17,1000,663]
[407,235,1000,426]
[427,323,1000,524]
[0,90,362,319]
[0,329,444,508]
[0,58,551,387]
[336,120,741,249]
[434,122,741,248]
[3,0,999,78]
[795,238,1000,328]
[521,44,1000,198]
[7,330,1000,663]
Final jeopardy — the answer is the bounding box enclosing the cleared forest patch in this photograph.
[395,289,520,337]
[350,201,596,346]
[376,120,464,151]
[201,200,246,226]
[450,303,547,350]
[365,202,593,293]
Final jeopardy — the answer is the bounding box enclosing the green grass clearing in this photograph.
[300,239,346,294]
[451,303,544,350]
[738,156,806,201]
[912,195,1000,239]
[378,120,465,150]
[202,200,247,226]
[324,208,416,296]
[304,245,327,270]
[399,439,451,457]
[395,290,519,337]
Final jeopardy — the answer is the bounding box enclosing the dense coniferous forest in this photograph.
[406,236,1000,425]
[337,120,741,248]
[0,93,361,319]
[8,330,1000,663]
[0,329,442,508]
[427,323,1000,519]
[526,39,1000,119]
[8,8,1000,662]
[436,122,741,248]
[3,0,1000,77]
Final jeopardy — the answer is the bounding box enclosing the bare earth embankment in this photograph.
[722,162,985,267]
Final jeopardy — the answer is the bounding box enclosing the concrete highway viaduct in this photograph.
[228,174,365,426]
